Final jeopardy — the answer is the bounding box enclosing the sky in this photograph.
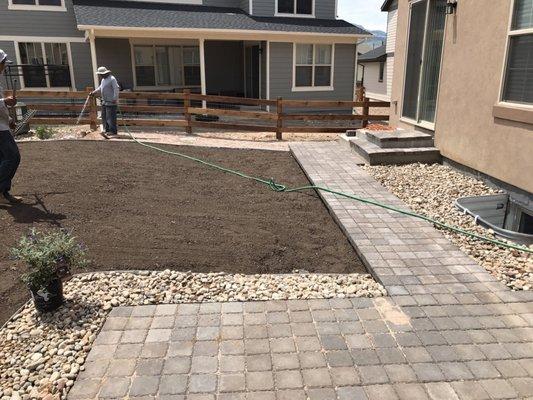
[337,0,387,32]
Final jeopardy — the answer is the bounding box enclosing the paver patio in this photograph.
[68,142,533,399]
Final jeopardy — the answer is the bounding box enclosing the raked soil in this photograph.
[0,141,365,325]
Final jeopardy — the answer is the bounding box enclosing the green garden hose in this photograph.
[94,100,531,255]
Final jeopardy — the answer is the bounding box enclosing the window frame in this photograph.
[14,40,75,90]
[130,43,201,91]
[275,0,315,18]
[292,43,335,92]
[8,0,66,12]
[498,0,533,108]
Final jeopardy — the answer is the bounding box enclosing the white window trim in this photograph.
[130,42,202,91]
[498,0,533,106]
[275,0,315,18]
[8,0,66,12]
[14,39,76,90]
[292,43,335,92]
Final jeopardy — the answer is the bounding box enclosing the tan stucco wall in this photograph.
[389,0,533,193]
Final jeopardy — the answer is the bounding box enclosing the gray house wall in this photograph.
[70,43,94,90]
[0,0,83,37]
[205,40,244,96]
[269,42,355,101]
[252,0,336,19]
[95,38,134,90]
[203,0,242,8]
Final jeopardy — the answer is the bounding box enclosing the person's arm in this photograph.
[112,77,119,102]
[91,83,102,97]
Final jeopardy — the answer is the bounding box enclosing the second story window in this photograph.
[502,0,533,104]
[277,0,314,17]
[9,0,66,11]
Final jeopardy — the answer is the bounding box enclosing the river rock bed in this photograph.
[364,163,532,291]
[0,270,384,399]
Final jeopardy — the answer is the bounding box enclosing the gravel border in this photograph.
[364,163,532,291]
[0,270,384,399]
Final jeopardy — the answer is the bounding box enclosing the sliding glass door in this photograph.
[402,0,447,125]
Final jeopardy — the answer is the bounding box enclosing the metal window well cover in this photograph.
[455,194,533,245]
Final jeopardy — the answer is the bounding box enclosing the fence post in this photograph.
[183,89,192,135]
[86,86,97,131]
[276,97,283,140]
[362,96,370,128]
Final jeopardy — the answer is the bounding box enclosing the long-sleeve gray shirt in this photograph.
[94,75,119,105]
[0,83,10,131]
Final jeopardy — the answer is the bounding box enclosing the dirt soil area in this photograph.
[0,141,365,325]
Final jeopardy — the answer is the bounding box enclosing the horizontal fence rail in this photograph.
[8,87,390,140]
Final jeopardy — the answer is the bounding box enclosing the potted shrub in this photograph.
[12,228,88,312]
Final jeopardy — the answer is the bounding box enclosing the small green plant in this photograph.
[34,126,55,140]
[12,228,88,291]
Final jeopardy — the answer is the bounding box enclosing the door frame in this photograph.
[400,0,447,130]
[243,42,261,99]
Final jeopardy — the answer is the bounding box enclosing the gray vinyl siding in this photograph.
[253,0,336,19]
[240,0,250,13]
[0,0,83,37]
[95,38,134,90]
[203,0,241,7]
[252,0,274,16]
[269,42,355,102]
[205,40,244,95]
[0,40,16,89]
[70,42,94,90]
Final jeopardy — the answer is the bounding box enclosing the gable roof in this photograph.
[358,44,386,62]
[72,0,371,36]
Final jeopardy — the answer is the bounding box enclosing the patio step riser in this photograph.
[365,132,435,148]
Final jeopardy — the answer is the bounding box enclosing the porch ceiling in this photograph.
[73,0,371,40]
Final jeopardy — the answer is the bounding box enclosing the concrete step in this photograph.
[364,130,435,149]
[348,136,441,165]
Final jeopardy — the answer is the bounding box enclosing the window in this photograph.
[502,0,533,104]
[18,42,71,88]
[133,45,200,88]
[277,0,313,16]
[379,61,385,82]
[9,0,65,11]
[294,44,333,90]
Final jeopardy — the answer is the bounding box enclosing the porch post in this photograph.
[266,40,270,112]
[199,38,207,108]
[88,30,99,89]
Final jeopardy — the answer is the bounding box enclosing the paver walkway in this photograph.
[69,142,533,399]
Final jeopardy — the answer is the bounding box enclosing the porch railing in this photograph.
[7,88,390,140]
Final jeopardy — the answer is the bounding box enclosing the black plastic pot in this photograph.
[29,278,64,312]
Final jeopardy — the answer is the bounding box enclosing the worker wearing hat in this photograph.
[0,49,22,205]
[91,66,120,139]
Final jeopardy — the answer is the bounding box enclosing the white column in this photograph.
[266,40,270,112]
[89,30,99,89]
[199,38,207,109]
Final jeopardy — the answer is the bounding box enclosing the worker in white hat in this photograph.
[0,49,22,205]
[90,66,120,139]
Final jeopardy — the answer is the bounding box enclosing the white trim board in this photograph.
[78,25,371,43]
[0,35,85,43]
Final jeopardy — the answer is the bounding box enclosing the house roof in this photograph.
[358,44,386,62]
[381,0,397,12]
[72,0,371,36]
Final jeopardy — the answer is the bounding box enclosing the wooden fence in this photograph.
[8,87,390,140]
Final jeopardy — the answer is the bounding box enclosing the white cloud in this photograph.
[337,0,387,32]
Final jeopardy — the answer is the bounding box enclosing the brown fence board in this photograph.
[118,105,185,114]
[8,90,88,99]
[282,126,356,133]
[119,92,185,100]
[119,119,187,127]
[191,121,277,132]
[31,117,90,125]
[189,107,276,120]
[189,93,276,106]
[26,104,84,112]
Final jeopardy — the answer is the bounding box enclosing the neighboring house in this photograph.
[0,0,371,106]
[357,44,388,101]
[383,0,533,194]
